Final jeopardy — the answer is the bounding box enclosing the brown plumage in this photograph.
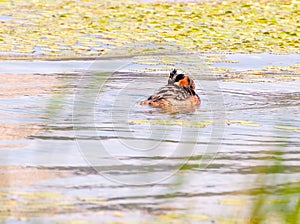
[140,69,200,110]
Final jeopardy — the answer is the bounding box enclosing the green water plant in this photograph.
[248,149,300,223]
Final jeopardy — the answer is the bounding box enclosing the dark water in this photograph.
[0,53,300,223]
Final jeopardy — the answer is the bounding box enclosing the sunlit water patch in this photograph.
[214,53,300,71]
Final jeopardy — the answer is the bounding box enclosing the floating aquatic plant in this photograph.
[0,0,299,59]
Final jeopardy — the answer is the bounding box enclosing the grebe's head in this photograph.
[168,69,195,90]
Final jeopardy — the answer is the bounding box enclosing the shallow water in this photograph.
[0,53,300,223]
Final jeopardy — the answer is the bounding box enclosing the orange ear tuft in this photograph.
[178,76,189,86]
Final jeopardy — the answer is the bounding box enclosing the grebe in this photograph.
[140,69,200,109]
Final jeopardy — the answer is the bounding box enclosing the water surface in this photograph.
[0,54,300,223]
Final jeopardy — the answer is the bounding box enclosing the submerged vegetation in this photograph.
[0,0,299,59]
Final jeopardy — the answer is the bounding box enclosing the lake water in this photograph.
[0,53,300,223]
